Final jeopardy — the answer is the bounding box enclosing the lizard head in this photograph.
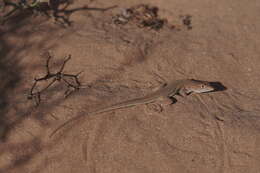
[185,80,214,93]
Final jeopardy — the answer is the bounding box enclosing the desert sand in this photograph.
[0,0,259,172]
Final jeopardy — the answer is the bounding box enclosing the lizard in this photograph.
[49,79,214,137]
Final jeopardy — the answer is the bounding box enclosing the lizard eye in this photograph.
[201,84,205,88]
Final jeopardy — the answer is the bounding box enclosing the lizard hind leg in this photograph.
[158,96,176,105]
[152,83,168,92]
[145,96,175,114]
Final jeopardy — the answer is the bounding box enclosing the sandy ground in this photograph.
[0,0,260,172]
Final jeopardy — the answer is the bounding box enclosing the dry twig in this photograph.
[27,52,83,106]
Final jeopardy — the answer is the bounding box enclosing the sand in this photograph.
[0,0,259,172]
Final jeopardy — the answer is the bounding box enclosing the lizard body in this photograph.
[50,79,214,137]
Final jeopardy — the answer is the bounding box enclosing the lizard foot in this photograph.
[145,103,163,114]
[144,96,173,114]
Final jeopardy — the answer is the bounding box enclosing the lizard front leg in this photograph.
[178,87,190,97]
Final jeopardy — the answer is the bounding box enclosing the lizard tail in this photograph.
[49,95,157,138]
[49,114,86,138]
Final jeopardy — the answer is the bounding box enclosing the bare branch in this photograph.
[27,52,84,106]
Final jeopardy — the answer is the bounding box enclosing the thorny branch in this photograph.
[27,52,84,106]
[0,0,117,26]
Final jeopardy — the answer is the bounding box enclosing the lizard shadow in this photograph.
[170,97,178,104]
[208,81,227,92]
